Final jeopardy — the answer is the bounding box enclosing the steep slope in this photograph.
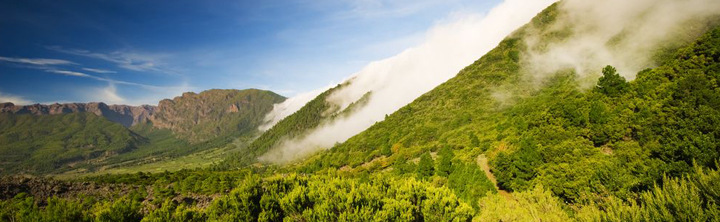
[147,89,285,143]
[3,1,720,221]
[0,112,142,174]
[298,0,720,204]
[221,84,362,167]
[228,0,556,166]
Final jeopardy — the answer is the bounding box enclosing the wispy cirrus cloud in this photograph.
[46,69,91,77]
[0,56,76,66]
[81,67,116,74]
[44,69,193,105]
[340,0,441,19]
[0,54,163,89]
[45,69,159,89]
[46,46,175,74]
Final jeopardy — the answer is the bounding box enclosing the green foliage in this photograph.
[417,152,434,180]
[595,65,629,97]
[206,173,473,222]
[150,89,285,144]
[436,146,454,177]
[380,144,392,157]
[0,193,42,221]
[0,112,141,174]
[88,169,244,195]
[1,3,720,222]
[447,163,496,209]
[0,89,284,175]
[475,185,571,221]
[220,84,347,169]
[299,9,720,206]
[142,199,206,222]
[94,196,144,222]
[577,165,720,221]
[492,145,541,192]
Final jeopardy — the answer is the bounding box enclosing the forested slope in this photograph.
[221,83,372,168]
[2,2,720,221]
[299,0,720,207]
[0,113,142,174]
[0,89,285,175]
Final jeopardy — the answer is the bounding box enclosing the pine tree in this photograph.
[469,132,480,148]
[380,144,392,156]
[436,146,454,177]
[596,65,629,97]
[417,153,434,179]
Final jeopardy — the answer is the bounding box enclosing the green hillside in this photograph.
[2,2,720,221]
[149,89,286,144]
[0,89,285,176]
[220,83,372,168]
[288,1,720,214]
[0,113,142,174]
[79,89,285,174]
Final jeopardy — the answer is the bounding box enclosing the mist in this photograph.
[259,0,557,163]
[258,86,331,131]
[523,0,720,86]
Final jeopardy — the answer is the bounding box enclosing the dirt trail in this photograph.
[476,154,512,200]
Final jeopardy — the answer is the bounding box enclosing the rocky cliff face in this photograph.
[148,89,286,142]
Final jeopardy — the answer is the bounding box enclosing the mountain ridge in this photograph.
[0,88,286,175]
[0,88,285,142]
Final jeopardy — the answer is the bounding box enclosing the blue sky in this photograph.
[0,0,499,105]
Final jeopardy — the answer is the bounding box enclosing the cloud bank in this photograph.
[260,0,557,163]
[523,0,720,86]
[259,85,332,131]
[0,92,33,105]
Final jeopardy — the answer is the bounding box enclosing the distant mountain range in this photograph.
[1,89,284,141]
[0,102,154,128]
[0,89,285,175]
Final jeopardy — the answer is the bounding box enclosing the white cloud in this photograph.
[44,69,164,90]
[523,0,720,86]
[82,68,116,74]
[91,83,125,104]
[42,67,194,106]
[65,81,192,106]
[0,56,75,66]
[334,0,471,20]
[260,0,558,163]
[46,69,91,77]
[46,46,175,74]
[259,84,333,131]
[126,83,195,106]
[0,92,33,105]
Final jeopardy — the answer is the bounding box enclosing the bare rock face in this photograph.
[147,89,285,142]
[227,104,240,113]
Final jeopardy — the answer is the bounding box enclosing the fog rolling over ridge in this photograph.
[258,0,557,163]
[524,0,720,87]
[258,86,330,131]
